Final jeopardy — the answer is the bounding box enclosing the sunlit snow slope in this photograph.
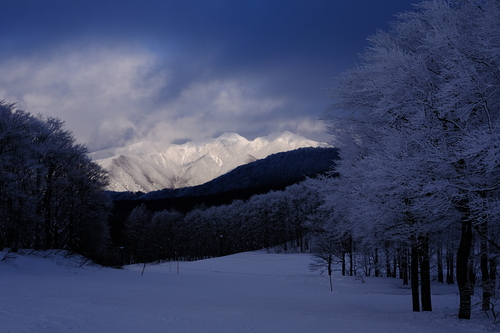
[91,131,328,192]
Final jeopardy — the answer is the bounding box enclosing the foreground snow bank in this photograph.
[0,249,495,332]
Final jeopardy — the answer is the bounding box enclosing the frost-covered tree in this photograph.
[0,101,110,258]
[307,176,356,277]
[125,204,153,263]
[149,209,184,262]
[0,105,34,251]
[284,182,321,252]
[322,0,500,319]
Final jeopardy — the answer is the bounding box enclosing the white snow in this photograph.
[0,249,495,333]
[91,131,329,192]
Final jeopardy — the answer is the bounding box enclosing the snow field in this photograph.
[0,250,495,332]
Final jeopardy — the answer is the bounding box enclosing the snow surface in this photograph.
[0,250,495,333]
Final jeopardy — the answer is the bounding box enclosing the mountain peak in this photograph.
[217,132,247,141]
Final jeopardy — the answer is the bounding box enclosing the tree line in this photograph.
[118,182,320,265]
[0,101,110,260]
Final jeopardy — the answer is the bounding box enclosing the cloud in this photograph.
[137,79,290,144]
[0,42,169,150]
[276,118,329,143]
[0,1,419,151]
[0,41,324,151]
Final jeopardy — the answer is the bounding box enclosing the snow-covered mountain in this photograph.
[91,131,329,192]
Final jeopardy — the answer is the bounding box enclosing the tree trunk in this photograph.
[393,254,397,279]
[420,237,432,311]
[489,257,497,298]
[411,245,420,312]
[468,256,476,295]
[327,255,333,277]
[457,218,473,319]
[437,244,444,283]
[402,248,409,286]
[374,248,380,277]
[342,250,346,276]
[446,249,454,284]
[480,243,491,311]
[385,248,392,278]
[348,237,353,276]
[480,222,492,312]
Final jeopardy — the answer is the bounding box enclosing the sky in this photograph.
[0,0,417,152]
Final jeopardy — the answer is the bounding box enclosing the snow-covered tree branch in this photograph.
[320,0,500,319]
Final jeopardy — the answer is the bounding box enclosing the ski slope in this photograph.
[0,250,495,332]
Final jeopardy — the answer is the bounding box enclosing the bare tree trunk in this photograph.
[374,248,380,277]
[480,222,492,312]
[457,218,473,319]
[328,255,333,291]
[385,248,392,278]
[349,237,354,276]
[489,257,497,298]
[393,254,397,279]
[420,237,432,311]
[446,248,454,284]
[480,243,491,311]
[402,248,409,286]
[411,245,420,312]
[437,244,444,283]
[342,250,346,276]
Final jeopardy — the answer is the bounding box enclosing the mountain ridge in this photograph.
[107,146,339,218]
[138,146,339,201]
[92,131,329,192]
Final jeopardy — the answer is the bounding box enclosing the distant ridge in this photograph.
[92,131,329,192]
[138,146,339,201]
[108,146,339,215]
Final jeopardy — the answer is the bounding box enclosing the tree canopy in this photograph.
[321,0,500,319]
[0,101,110,260]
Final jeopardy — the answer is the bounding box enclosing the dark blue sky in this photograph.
[0,0,417,151]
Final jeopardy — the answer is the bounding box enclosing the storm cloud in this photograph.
[0,0,416,151]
